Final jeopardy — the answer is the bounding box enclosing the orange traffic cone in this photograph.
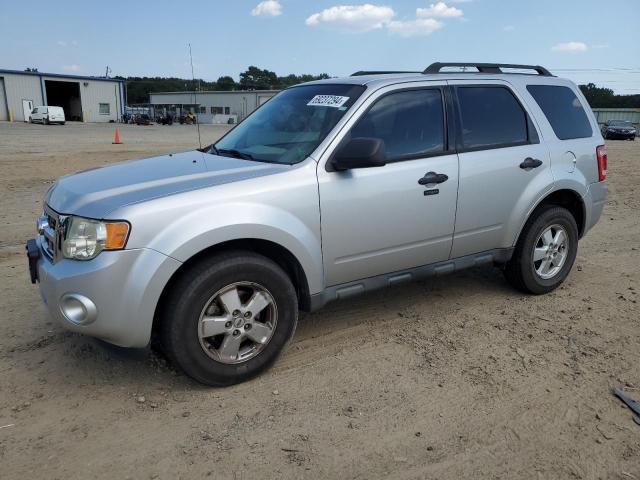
[112,128,122,144]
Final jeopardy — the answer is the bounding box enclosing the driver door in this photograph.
[317,84,459,286]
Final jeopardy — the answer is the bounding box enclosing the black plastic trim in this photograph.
[26,239,40,284]
[425,62,553,76]
[351,70,422,77]
[308,247,515,311]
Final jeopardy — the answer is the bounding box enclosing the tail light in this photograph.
[596,145,607,181]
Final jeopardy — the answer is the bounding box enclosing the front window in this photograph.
[213,84,366,164]
[608,120,632,127]
[350,88,445,162]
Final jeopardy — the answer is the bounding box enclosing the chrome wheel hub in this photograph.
[533,224,569,280]
[197,282,277,364]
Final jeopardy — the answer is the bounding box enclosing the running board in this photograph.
[309,248,513,311]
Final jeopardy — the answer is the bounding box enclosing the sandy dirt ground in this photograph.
[0,122,638,479]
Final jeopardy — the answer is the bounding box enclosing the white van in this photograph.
[29,106,66,125]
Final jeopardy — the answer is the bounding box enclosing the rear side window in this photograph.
[527,85,592,140]
[351,89,445,161]
[456,86,529,149]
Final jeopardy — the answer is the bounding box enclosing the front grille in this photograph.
[40,205,67,262]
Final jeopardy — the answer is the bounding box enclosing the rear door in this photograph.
[317,83,459,286]
[448,80,553,258]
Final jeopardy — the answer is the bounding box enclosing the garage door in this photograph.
[0,78,7,121]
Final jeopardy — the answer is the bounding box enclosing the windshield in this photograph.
[609,120,632,126]
[212,84,366,164]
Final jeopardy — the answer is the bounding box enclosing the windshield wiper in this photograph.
[217,148,254,160]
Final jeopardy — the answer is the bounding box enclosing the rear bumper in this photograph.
[34,238,182,347]
[582,181,607,235]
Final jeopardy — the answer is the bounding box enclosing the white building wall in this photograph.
[2,73,44,121]
[70,78,122,122]
[150,91,278,123]
[0,71,123,122]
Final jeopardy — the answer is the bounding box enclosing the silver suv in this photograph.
[27,62,608,386]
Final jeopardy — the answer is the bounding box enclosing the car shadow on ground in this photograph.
[23,266,518,390]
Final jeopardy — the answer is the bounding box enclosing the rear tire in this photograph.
[504,206,578,294]
[160,250,298,386]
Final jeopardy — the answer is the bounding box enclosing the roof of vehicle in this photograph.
[298,62,574,90]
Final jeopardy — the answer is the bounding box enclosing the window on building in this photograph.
[456,86,528,149]
[526,85,593,140]
[224,107,230,115]
[350,88,445,161]
[199,106,206,114]
[211,106,224,115]
[99,103,110,115]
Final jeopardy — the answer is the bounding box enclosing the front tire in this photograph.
[504,206,578,294]
[160,251,298,386]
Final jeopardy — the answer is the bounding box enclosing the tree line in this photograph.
[579,83,640,109]
[114,66,639,108]
[118,66,330,104]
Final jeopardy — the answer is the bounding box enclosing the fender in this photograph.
[512,180,587,248]
[132,202,323,295]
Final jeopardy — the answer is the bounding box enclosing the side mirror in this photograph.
[331,137,386,171]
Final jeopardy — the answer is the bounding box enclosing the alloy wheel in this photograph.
[532,224,569,279]
[197,282,277,364]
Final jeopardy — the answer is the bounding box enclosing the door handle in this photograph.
[519,157,543,169]
[418,171,449,185]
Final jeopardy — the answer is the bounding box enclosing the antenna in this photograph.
[188,43,202,149]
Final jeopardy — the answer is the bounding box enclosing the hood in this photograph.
[46,150,289,218]
[607,124,635,130]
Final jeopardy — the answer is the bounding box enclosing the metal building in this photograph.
[591,108,640,129]
[0,69,125,122]
[149,90,279,124]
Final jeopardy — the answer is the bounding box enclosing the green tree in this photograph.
[116,68,334,104]
[239,66,278,90]
[215,76,237,91]
[579,83,640,108]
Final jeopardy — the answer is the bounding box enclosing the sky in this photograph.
[1,0,639,93]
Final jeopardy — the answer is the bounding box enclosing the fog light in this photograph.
[60,293,97,325]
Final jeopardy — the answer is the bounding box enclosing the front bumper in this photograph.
[30,237,182,347]
[605,130,636,139]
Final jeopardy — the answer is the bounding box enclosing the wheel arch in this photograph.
[152,238,313,339]
[515,188,586,247]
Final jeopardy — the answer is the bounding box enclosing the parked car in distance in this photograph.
[601,120,636,140]
[29,106,65,125]
[27,62,608,387]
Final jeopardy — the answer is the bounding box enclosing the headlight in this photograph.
[62,216,130,260]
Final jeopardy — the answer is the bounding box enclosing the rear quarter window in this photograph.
[527,85,592,140]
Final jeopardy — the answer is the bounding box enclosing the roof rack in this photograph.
[351,70,421,77]
[424,62,553,76]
